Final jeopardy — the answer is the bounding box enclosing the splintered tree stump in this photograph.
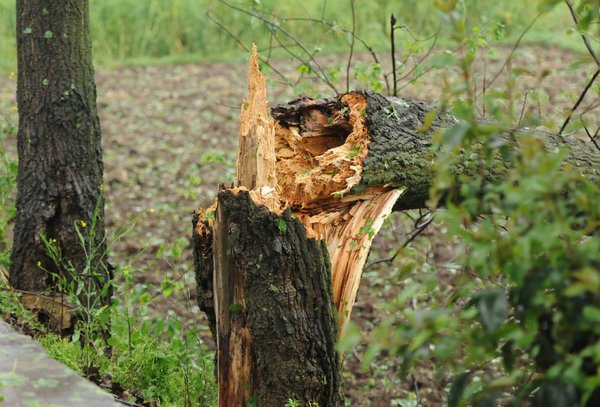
[211,189,341,406]
[193,46,600,406]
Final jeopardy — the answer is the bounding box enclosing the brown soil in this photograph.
[0,45,597,406]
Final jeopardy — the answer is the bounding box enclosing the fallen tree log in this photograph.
[193,46,600,406]
[271,92,599,211]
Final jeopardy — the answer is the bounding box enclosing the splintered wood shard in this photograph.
[324,189,403,332]
[272,92,405,333]
[234,47,406,340]
[237,44,277,193]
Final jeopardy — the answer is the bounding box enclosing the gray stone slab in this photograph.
[0,321,121,407]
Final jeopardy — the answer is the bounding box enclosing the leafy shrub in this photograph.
[341,1,600,405]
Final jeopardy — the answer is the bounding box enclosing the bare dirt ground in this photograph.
[0,45,597,406]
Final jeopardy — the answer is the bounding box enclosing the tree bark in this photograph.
[11,1,109,313]
[272,92,600,211]
[210,188,342,406]
[194,46,343,407]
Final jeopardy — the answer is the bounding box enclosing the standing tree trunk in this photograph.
[10,1,109,324]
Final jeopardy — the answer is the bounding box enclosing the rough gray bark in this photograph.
[198,188,342,407]
[11,1,109,307]
[272,92,600,211]
[192,212,215,341]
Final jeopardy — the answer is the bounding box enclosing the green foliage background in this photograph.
[0,0,583,72]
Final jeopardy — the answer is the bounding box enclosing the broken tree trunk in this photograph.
[208,190,342,406]
[194,46,343,407]
[271,93,600,211]
[193,46,600,406]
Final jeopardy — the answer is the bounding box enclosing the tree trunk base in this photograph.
[196,187,343,406]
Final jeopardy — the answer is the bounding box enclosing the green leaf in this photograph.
[245,396,258,407]
[443,123,471,148]
[448,372,471,407]
[583,306,600,323]
[229,303,243,313]
[418,110,438,133]
[476,289,507,334]
[277,219,287,235]
[296,63,312,74]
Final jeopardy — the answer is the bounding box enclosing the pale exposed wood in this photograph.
[236,50,405,338]
[272,90,404,333]
[298,188,404,334]
[274,93,371,211]
[237,44,277,192]
[329,189,403,334]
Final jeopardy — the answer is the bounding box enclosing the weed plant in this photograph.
[37,207,217,406]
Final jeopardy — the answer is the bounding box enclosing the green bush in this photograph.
[360,131,600,405]
[339,1,600,405]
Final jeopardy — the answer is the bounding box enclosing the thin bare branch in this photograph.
[365,211,434,270]
[566,0,600,67]
[391,14,398,96]
[217,0,339,93]
[396,34,439,87]
[518,90,530,127]
[411,375,422,407]
[581,117,600,151]
[284,16,390,93]
[320,0,328,20]
[346,0,356,92]
[558,69,600,136]
[482,12,542,93]
[206,11,292,86]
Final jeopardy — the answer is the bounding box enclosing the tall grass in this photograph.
[0,1,16,72]
[0,0,578,71]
